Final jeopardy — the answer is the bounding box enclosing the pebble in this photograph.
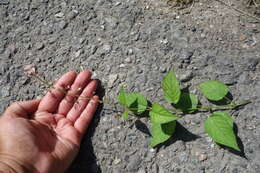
[137,168,146,173]
[23,64,36,75]
[102,44,112,54]
[238,72,251,85]
[0,85,11,97]
[198,154,207,161]
[127,48,133,55]
[67,10,78,20]
[180,70,193,82]
[105,17,118,29]
[113,157,121,165]
[178,152,188,162]
[239,34,246,41]
[90,45,98,54]
[125,57,132,63]
[159,67,167,73]
[119,64,126,68]
[48,37,57,44]
[55,12,64,18]
[0,0,9,5]
[74,50,82,58]
[59,21,68,29]
[108,74,118,88]
[35,42,44,50]
[127,155,141,171]
[180,49,194,60]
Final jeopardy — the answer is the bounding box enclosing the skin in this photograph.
[0,71,99,173]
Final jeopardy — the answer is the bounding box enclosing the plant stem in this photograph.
[196,100,251,111]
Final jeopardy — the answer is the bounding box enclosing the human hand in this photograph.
[0,71,99,173]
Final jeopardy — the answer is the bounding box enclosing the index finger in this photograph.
[37,71,77,113]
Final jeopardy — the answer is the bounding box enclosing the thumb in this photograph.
[4,100,41,119]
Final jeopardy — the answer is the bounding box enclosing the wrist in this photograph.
[0,153,38,173]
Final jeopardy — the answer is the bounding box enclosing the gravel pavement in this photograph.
[1,0,260,172]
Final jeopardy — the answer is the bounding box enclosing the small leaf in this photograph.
[174,92,198,113]
[118,88,127,106]
[150,103,179,124]
[126,93,148,115]
[204,112,240,151]
[150,121,176,148]
[122,111,129,120]
[162,71,181,104]
[199,80,229,101]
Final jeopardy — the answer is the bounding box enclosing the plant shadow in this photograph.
[150,122,200,149]
[162,122,201,147]
[135,119,151,136]
[66,80,105,173]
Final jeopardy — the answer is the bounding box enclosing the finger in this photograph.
[74,96,99,135]
[57,71,92,116]
[66,80,97,123]
[37,71,77,113]
[4,100,41,119]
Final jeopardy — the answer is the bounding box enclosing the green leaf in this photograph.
[118,88,127,106]
[204,112,240,151]
[122,111,129,120]
[150,103,179,124]
[162,71,181,104]
[174,92,198,113]
[126,93,148,115]
[150,121,176,148]
[199,80,229,101]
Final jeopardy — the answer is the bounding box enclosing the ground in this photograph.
[0,0,260,172]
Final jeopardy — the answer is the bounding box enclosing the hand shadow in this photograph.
[66,80,105,173]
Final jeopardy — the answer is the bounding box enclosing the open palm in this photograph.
[0,71,99,173]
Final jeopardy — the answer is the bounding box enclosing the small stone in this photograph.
[119,64,126,68]
[238,72,251,85]
[108,74,118,88]
[0,85,10,97]
[23,64,36,75]
[48,37,57,44]
[152,163,159,173]
[239,34,246,41]
[115,2,121,6]
[67,10,78,20]
[55,12,64,18]
[59,21,68,29]
[35,42,44,50]
[0,0,9,5]
[159,166,165,173]
[198,154,207,161]
[90,45,98,54]
[125,57,132,63]
[149,148,156,153]
[127,155,141,171]
[105,17,118,29]
[159,67,167,73]
[127,48,133,55]
[102,44,112,54]
[113,157,121,165]
[7,44,17,54]
[180,70,193,82]
[256,112,260,119]
[74,50,82,58]
[180,49,194,60]
[178,152,188,162]
[137,168,146,173]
